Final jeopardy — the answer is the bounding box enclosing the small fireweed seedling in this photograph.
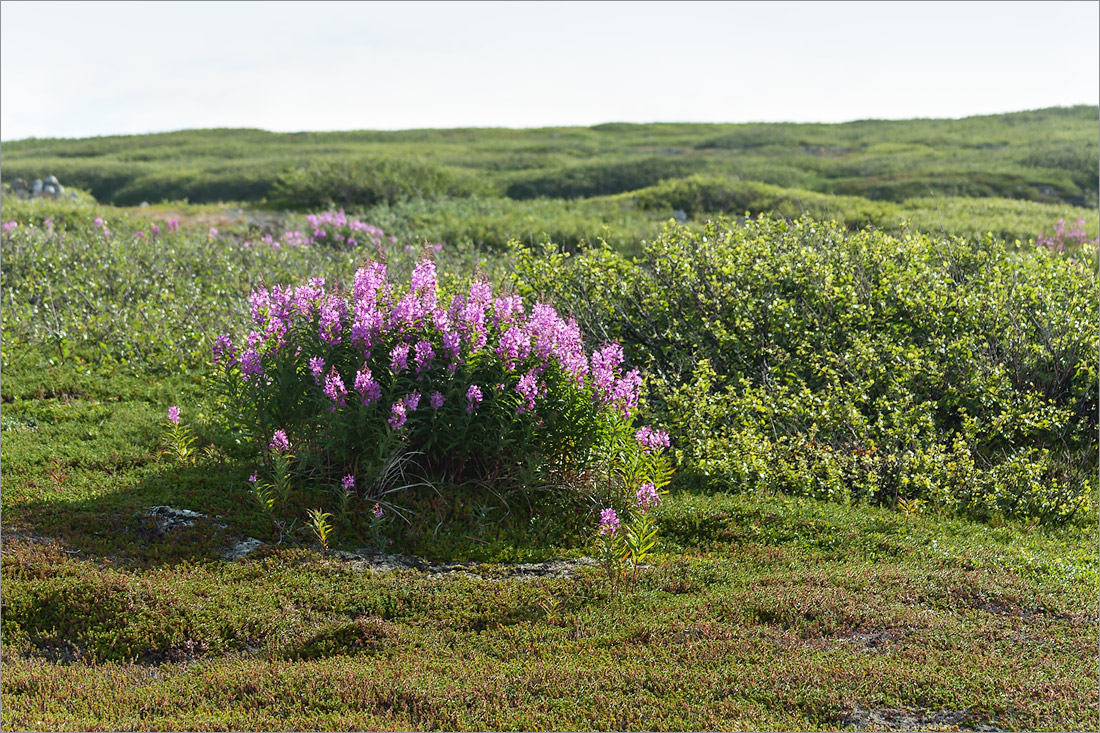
[334,474,356,521]
[898,496,926,522]
[249,472,276,514]
[597,508,625,588]
[267,430,296,505]
[306,507,335,554]
[623,482,661,584]
[369,502,388,552]
[162,405,198,463]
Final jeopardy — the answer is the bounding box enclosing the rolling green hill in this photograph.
[3,106,1097,210]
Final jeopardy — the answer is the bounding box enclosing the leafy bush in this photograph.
[212,257,669,529]
[269,157,490,211]
[514,217,1098,524]
[361,196,662,253]
[503,156,709,200]
[616,175,1100,247]
[622,174,898,228]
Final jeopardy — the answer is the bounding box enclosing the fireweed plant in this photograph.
[213,257,672,545]
[597,426,673,588]
[161,406,198,464]
[246,210,391,251]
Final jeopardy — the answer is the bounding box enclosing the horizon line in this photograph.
[3,104,1097,144]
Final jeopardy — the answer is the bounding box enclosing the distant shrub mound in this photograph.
[269,157,490,210]
[504,156,708,200]
[623,174,898,228]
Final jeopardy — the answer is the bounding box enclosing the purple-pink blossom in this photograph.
[354,365,382,405]
[342,474,355,492]
[598,508,620,536]
[466,384,483,413]
[387,401,407,430]
[430,391,445,410]
[414,340,434,373]
[515,372,538,414]
[390,343,411,374]
[324,368,347,410]
[309,356,326,384]
[635,426,671,453]
[167,406,180,425]
[212,332,236,363]
[636,482,660,511]
[240,349,263,379]
[270,430,291,452]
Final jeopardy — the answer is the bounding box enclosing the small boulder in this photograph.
[147,505,206,531]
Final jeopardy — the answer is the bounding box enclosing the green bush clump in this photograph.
[514,216,1098,524]
[269,157,490,211]
[361,196,662,253]
[615,175,1100,248]
[503,156,709,200]
[622,174,899,228]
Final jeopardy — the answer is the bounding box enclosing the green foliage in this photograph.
[268,157,490,210]
[622,173,899,227]
[305,508,335,554]
[515,217,1099,525]
[617,173,1099,246]
[361,195,662,253]
[503,155,709,200]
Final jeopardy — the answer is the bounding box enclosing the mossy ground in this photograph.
[2,363,1096,731]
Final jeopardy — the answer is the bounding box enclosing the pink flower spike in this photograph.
[636,482,660,511]
[270,430,290,452]
[598,508,620,536]
[167,406,180,425]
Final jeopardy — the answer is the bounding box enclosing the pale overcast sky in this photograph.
[1,1,1097,140]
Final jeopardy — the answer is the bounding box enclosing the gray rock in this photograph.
[332,551,598,580]
[222,537,265,561]
[147,505,206,531]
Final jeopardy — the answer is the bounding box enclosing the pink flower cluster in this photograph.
[242,212,389,251]
[635,426,671,453]
[217,257,645,435]
[1038,219,1099,254]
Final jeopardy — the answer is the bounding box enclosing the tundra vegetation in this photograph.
[1,107,1097,731]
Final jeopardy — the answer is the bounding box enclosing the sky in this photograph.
[1,0,1098,141]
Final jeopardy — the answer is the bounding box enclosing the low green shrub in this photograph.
[621,174,899,228]
[268,157,490,210]
[514,216,1098,524]
[503,155,708,200]
[361,196,662,253]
